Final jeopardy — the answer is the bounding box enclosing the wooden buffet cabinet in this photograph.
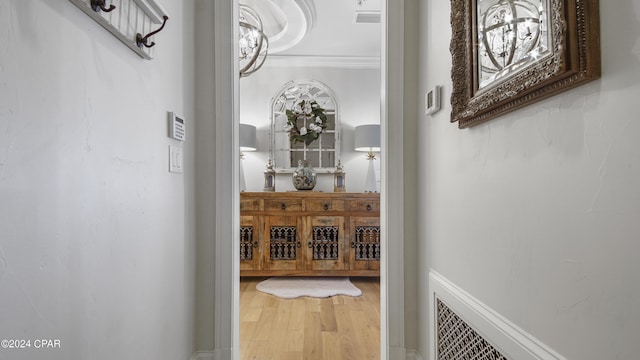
[240,192,380,277]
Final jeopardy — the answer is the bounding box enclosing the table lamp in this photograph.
[239,123,257,192]
[354,124,380,193]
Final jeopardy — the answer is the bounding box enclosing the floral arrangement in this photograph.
[284,99,328,145]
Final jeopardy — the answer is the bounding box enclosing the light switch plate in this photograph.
[425,85,441,116]
[169,145,183,173]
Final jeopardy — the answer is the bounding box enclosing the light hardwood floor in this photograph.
[240,277,380,360]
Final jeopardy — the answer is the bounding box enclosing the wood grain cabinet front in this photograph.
[240,215,262,271]
[240,192,380,277]
[304,216,346,271]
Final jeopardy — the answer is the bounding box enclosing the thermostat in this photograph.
[168,112,185,141]
[425,85,441,116]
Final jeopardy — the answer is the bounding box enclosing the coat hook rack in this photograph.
[69,0,169,59]
[136,15,169,48]
[90,0,116,12]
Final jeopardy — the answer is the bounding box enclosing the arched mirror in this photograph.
[270,80,340,171]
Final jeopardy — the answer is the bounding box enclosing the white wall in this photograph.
[418,1,640,359]
[0,1,196,359]
[239,66,381,193]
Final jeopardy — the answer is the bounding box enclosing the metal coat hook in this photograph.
[90,0,116,13]
[136,16,169,49]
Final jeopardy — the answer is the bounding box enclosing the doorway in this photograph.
[238,1,383,356]
[210,1,406,358]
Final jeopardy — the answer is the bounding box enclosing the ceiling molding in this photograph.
[240,0,317,54]
[295,0,316,33]
[265,55,380,69]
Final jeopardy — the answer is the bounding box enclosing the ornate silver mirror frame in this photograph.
[450,0,601,128]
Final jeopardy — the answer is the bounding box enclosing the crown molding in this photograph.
[265,55,380,69]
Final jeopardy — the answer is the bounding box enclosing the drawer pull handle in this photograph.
[366,204,372,211]
[281,203,286,210]
[323,203,329,211]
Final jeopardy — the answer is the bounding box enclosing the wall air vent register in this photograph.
[436,298,509,360]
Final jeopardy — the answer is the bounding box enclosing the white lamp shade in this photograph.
[354,124,381,152]
[240,123,257,151]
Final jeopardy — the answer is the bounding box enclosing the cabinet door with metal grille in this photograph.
[349,216,381,271]
[240,215,262,271]
[304,216,345,271]
[263,216,304,271]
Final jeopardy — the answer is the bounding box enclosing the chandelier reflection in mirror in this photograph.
[239,4,269,77]
[477,0,549,89]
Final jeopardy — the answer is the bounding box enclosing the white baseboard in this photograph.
[429,270,566,360]
[213,348,232,360]
[190,351,214,360]
[406,349,425,360]
[190,349,231,360]
[389,346,406,360]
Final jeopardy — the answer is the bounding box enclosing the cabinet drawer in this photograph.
[264,199,303,211]
[240,198,260,211]
[349,200,379,213]
[305,199,345,212]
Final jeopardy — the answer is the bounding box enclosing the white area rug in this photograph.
[256,277,362,299]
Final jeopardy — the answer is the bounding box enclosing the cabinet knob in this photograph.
[351,242,355,248]
[323,203,329,211]
[281,203,286,210]
[307,241,313,248]
[253,241,258,248]
[366,204,372,211]
[296,241,301,248]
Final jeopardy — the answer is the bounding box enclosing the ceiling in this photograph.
[241,0,382,68]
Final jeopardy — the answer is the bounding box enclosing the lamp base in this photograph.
[364,157,377,193]
[240,154,246,192]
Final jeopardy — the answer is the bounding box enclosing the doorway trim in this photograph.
[212,1,406,358]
